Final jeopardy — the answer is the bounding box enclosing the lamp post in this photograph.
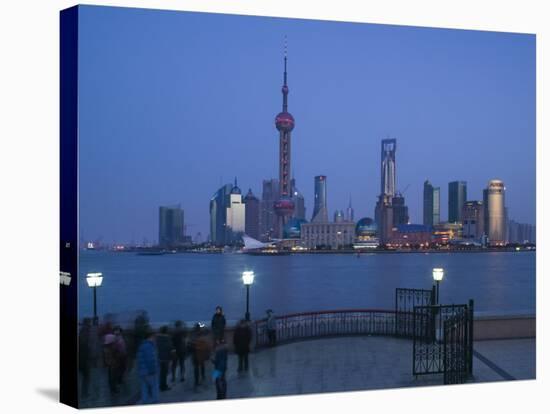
[242,271,255,321]
[432,267,444,305]
[86,272,103,325]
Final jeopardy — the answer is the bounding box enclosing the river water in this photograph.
[78,250,536,323]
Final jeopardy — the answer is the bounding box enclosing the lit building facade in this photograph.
[354,217,379,249]
[423,180,440,226]
[380,138,397,197]
[462,200,484,240]
[483,179,506,245]
[225,180,246,243]
[301,222,355,250]
[448,181,467,223]
[433,222,463,244]
[244,189,260,240]
[387,224,432,247]
[159,205,184,248]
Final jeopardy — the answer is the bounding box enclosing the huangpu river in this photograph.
[78,250,536,324]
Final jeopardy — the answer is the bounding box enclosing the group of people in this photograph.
[136,305,261,403]
[79,306,278,404]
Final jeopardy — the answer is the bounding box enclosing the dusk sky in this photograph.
[78,5,536,244]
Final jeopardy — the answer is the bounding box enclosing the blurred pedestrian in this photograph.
[266,309,277,346]
[171,320,187,383]
[233,319,252,372]
[113,326,127,386]
[136,329,159,404]
[188,323,211,389]
[103,334,120,394]
[156,325,173,391]
[212,339,228,399]
[211,306,226,342]
[78,318,92,398]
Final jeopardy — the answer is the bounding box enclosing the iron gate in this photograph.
[413,300,473,384]
[395,287,435,337]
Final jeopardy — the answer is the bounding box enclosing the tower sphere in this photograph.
[275,111,295,132]
[274,196,295,216]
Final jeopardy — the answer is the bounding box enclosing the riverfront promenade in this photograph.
[79,336,535,407]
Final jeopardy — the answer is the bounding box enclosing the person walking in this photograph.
[266,309,277,347]
[233,319,252,372]
[103,334,120,394]
[136,329,159,404]
[112,326,127,387]
[171,320,187,383]
[211,306,226,342]
[212,339,228,399]
[156,325,173,391]
[188,323,212,389]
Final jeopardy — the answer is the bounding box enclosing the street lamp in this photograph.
[432,268,444,304]
[242,271,255,321]
[86,272,103,325]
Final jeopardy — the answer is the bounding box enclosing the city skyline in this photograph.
[78,6,536,243]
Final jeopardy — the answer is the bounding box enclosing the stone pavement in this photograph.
[152,336,536,405]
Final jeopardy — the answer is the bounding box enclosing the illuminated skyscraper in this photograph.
[273,45,295,237]
[311,175,328,223]
[244,189,260,240]
[226,178,246,242]
[423,180,440,226]
[209,183,233,245]
[462,200,484,239]
[449,181,467,223]
[380,138,397,197]
[291,178,306,221]
[483,180,506,245]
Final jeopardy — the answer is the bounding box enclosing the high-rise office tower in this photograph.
[462,201,484,239]
[391,194,409,225]
[380,138,397,197]
[209,183,233,245]
[225,178,246,243]
[273,47,295,238]
[311,175,328,223]
[260,178,279,241]
[158,205,184,248]
[375,194,393,243]
[423,180,440,226]
[244,188,260,240]
[291,178,306,221]
[448,181,467,223]
[483,180,506,245]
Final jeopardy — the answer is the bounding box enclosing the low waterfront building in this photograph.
[387,224,432,247]
[301,221,355,250]
[432,222,463,245]
[353,217,379,249]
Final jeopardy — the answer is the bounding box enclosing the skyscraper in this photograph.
[209,183,233,245]
[346,196,355,222]
[334,210,345,223]
[158,205,184,248]
[484,180,506,245]
[448,181,467,223]
[423,180,440,226]
[462,200,484,240]
[273,46,295,237]
[225,178,246,243]
[380,138,397,197]
[391,194,409,226]
[260,178,279,241]
[244,188,260,240]
[311,175,328,223]
[291,178,306,221]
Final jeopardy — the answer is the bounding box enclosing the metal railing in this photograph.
[255,309,401,348]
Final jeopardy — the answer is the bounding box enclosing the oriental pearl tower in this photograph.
[273,44,295,239]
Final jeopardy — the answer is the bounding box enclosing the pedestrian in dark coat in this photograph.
[212,339,228,399]
[188,323,212,388]
[156,325,174,391]
[136,330,159,404]
[211,306,226,342]
[171,320,187,382]
[233,319,252,372]
[266,309,277,346]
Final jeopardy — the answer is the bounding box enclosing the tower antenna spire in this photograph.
[282,36,289,112]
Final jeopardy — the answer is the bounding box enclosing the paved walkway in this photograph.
[153,337,536,405]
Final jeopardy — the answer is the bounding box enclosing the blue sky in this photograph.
[77,5,535,244]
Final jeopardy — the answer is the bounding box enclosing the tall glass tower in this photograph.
[484,180,506,245]
[311,175,328,223]
[380,139,397,197]
[448,181,467,223]
[423,180,440,226]
[273,45,295,237]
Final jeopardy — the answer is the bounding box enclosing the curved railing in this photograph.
[255,309,408,348]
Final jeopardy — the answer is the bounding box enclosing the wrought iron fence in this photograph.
[255,309,399,348]
[395,287,435,337]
